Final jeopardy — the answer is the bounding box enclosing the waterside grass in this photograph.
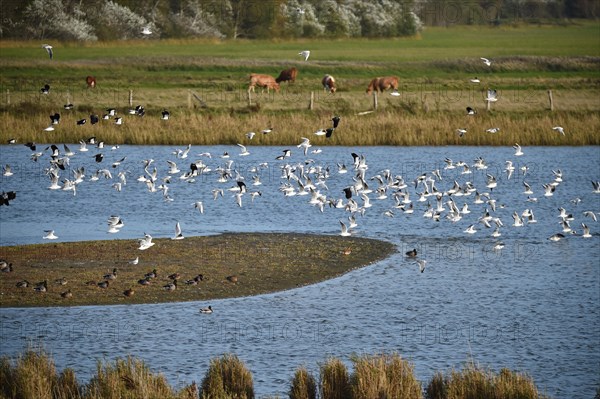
[0,233,394,308]
[1,102,599,147]
[0,347,555,398]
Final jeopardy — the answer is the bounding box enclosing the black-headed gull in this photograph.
[42,44,53,59]
[299,50,310,61]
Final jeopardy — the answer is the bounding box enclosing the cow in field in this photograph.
[322,74,336,93]
[366,76,399,94]
[275,67,298,84]
[248,74,280,93]
[86,76,96,88]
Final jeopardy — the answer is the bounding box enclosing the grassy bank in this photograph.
[1,105,598,147]
[0,233,394,308]
[0,23,598,146]
[0,347,554,398]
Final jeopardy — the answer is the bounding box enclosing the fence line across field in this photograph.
[0,86,557,112]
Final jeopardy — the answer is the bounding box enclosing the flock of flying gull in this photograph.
[1,53,599,307]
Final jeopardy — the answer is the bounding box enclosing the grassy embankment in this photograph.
[0,347,554,399]
[0,233,394,308]
[0,22,598,146]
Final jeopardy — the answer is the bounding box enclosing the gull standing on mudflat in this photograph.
[339,220,351,236]
[172,222,184,240]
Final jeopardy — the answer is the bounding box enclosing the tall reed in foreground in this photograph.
[200,354,254,399]
[289,367,317,399]
[85,356,176,399]
[424,364,548,399]
[0,346,81,399]
[350,353,422,399]
[319,357,351,399]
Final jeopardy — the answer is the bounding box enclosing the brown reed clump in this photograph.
[1,87,598,147]
[0,346,81,399]
[289,366,317,399]
[319,357,351,399]
[350,353,422,399]
[424,364,549,399]
[86,356,176,399]
[200,354,254,399]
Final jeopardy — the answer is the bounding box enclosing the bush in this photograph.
[0,346,81,399]
[289,367,317,399]
[86,356,175,399]
[424,364,547,399]
[200,354,254,399]
[319,358,351,399]
[351,353,422,399]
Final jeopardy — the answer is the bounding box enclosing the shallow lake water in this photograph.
[0,144,598,397]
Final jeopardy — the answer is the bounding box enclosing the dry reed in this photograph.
[1,85,598,147]
[424,364,549,399]
[350,353,423,399]
[0,347,557,399]
[319,357,351,399]
[289,367,317,399]
[200,354,254,399]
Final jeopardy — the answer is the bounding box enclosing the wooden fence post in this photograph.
[308,91,314,110]
[547,90,554,111]
[129,90,133,107]
[373,91,378,110]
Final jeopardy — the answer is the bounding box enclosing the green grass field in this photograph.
[0,22,598,146]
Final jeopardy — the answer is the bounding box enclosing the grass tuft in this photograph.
[86,356,175,399]
[319,357,351,399]
[0,345,81,399]
[424,364,549,399]
[200,354,254,399]
[350,353,423,399]
[289,366,317,399]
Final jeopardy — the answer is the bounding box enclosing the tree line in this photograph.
[0,0,597,41]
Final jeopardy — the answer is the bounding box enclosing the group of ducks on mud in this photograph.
[3,256,217,313]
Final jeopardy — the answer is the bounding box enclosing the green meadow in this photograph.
[0,22,598,146]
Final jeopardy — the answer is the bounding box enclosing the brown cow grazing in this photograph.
[322,74,336,93]
[248,74,280,93]
[86,76,96,88]
[366,76,399,94]
[275,67,297,84]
